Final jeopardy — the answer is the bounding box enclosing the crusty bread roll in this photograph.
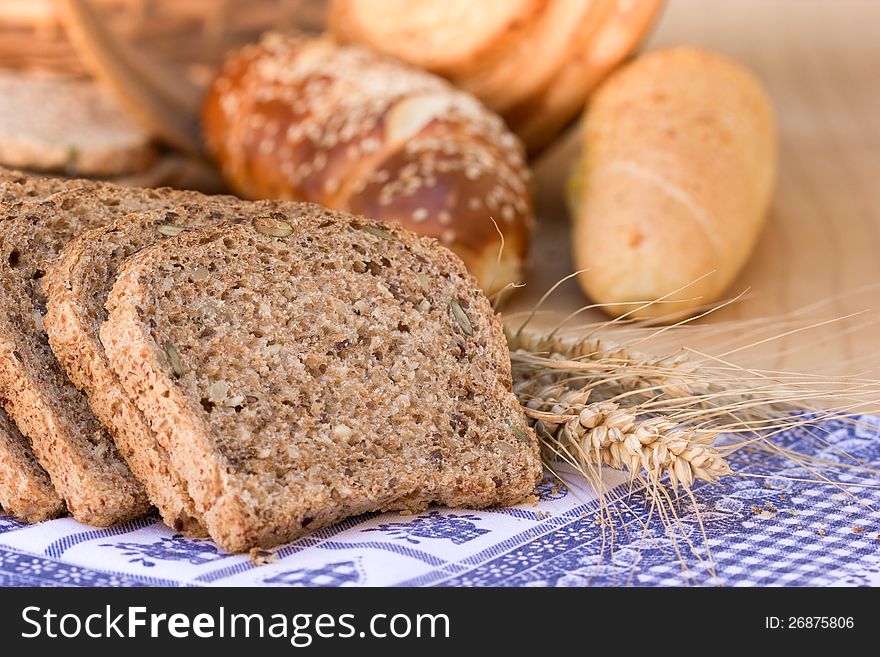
[0,69,156,176]
[201,33,534,294]
[329,0,664,153]
[569,47,777,318]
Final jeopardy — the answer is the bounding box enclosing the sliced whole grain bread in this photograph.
[42,197,275,533]
[0,170,79,522]
[0,180,220,525]
[101,206,541,552]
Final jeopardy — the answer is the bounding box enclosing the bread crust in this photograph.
[329,0,664,154]
[102,206,541,552]
[508,0,664,149]
[0,406,65,522]
[329,0,545,78]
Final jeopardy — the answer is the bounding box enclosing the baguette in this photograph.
[568,47,777,318]
[202,33,533,295]
[102,207,541,551]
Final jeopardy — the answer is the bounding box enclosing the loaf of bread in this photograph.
[202,32,533,294]
[329,0,664,153]
[568,47,777,318]
[101,207,541,552]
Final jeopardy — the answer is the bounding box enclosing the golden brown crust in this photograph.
[202,33,533,295]
[102,207,541,552]
[571,47,777,318]
[342,119,531,294]
[453,0,604,115]
[328,0,664,154]
[508,0,664,150]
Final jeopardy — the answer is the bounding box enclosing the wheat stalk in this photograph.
[501,280,880,582]
[508,323,880,494]
[509,330,732,491]
[514,371,731,489]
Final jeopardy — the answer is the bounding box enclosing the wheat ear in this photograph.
[514,376,731,488]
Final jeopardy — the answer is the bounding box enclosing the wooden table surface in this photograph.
[508,0,880,378]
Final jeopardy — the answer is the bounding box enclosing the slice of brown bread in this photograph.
[0,169,80,522]
[0,167,81,201]
[0,180,218,525]
[102,206,542,552]
[42,197,274,533]
[0,405,64,522]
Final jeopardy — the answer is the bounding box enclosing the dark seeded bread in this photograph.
[1,168,81,202]
[0,170,80,522]
[42,198,276,533]
[0,406,64,522]
[102,206,541,552]
[0,180,222,525]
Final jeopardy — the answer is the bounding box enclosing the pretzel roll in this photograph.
[329,0,664,153]
[202,33,533,293]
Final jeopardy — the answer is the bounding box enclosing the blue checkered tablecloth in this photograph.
[1,415,878,587]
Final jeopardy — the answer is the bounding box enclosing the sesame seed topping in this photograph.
[213,33,533,240]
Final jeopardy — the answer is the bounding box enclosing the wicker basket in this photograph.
[0,0,327,80]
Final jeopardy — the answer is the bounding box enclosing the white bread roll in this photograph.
[569,47,777,318]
